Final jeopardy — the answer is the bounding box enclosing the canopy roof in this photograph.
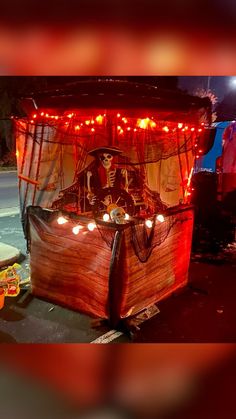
[20,79,212,124]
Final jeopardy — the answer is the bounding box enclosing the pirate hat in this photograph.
[88,146,123,157]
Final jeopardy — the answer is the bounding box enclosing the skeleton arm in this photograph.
[86,171,96,205]
[121,169,129,192]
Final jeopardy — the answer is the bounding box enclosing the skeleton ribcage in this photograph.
[107,170,116,187]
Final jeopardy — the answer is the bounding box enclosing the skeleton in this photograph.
[110,207,126,224]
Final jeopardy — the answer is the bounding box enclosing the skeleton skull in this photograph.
[110,207,126,224]
[99,153,113,170]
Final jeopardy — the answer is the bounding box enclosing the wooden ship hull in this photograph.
[28,205,193,327]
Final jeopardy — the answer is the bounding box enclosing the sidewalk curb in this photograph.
[0,170,17,174]
[0,242,21,268]
[0,208,20,218]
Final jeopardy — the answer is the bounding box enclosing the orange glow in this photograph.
[162,126,169,132]
[150,120,156,128]
[75,125,80,130]
[55,116,59,120]
[95,114,104,124]
[119,129,124,134]
[137,118,150,129]
[85,120,90,125]
[15,149,19,158]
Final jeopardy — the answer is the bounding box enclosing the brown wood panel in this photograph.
[29,213,111,318]
[118,209,194,318]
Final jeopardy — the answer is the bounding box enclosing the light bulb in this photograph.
[72,225,80,235]
[125,213,130,220]
[145,219,153,228]
[156,214,165,223]
[57,216,68,225]
[103,213,110,222]
[87,222,96,231]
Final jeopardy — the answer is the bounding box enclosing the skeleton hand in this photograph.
[87,193,97,205]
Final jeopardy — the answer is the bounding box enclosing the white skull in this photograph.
[110,207,126,224]
[100,153,113,169]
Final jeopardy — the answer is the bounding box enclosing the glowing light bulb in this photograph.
[127,127,131,131]
[57,216,68,225]
[191,127,195,132]
[156,214,165,223]
[40,112,44,116]
[85,120,90,125]
[75,125,80,130]
[125,213,130,220]
[198,128,202,132]
[45,113,49,117]
[178,123,183,129]
[150,121,156,128]
[33,114,37,118]
[122,117,128,123]
[117,113,121,117]
[95,115,103,124]
[72,225,80,235]
[162,126,169,132]
[55,116,59,120]
[145,219,153,228]
[16,150,19,158]
[91,128,95,132]
[103,213,110,222]
[87,222,96,231]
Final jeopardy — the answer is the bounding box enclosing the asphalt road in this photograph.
[0,171,19,211]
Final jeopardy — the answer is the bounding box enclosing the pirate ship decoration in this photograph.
[15,79,212,327]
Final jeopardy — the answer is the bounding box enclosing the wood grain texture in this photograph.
[29,214,111,318]
[118,209,194,318]
[29,207,193,322]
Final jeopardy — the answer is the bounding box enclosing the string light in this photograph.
[87,222,96,231]
[103,213,110,221]
[72,225,80,235]
[156,214,165,223]
[178,123,183,129]
[162,126,169,132]
[57,216,68,225]
[145,219,153,228]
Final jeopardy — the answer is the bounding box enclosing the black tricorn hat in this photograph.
[88,146,123,156]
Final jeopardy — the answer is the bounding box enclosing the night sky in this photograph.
[178,76,236,102]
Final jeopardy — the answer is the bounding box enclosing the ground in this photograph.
[0,171,236,343]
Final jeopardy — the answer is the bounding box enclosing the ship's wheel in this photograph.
[92,187,135,217]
